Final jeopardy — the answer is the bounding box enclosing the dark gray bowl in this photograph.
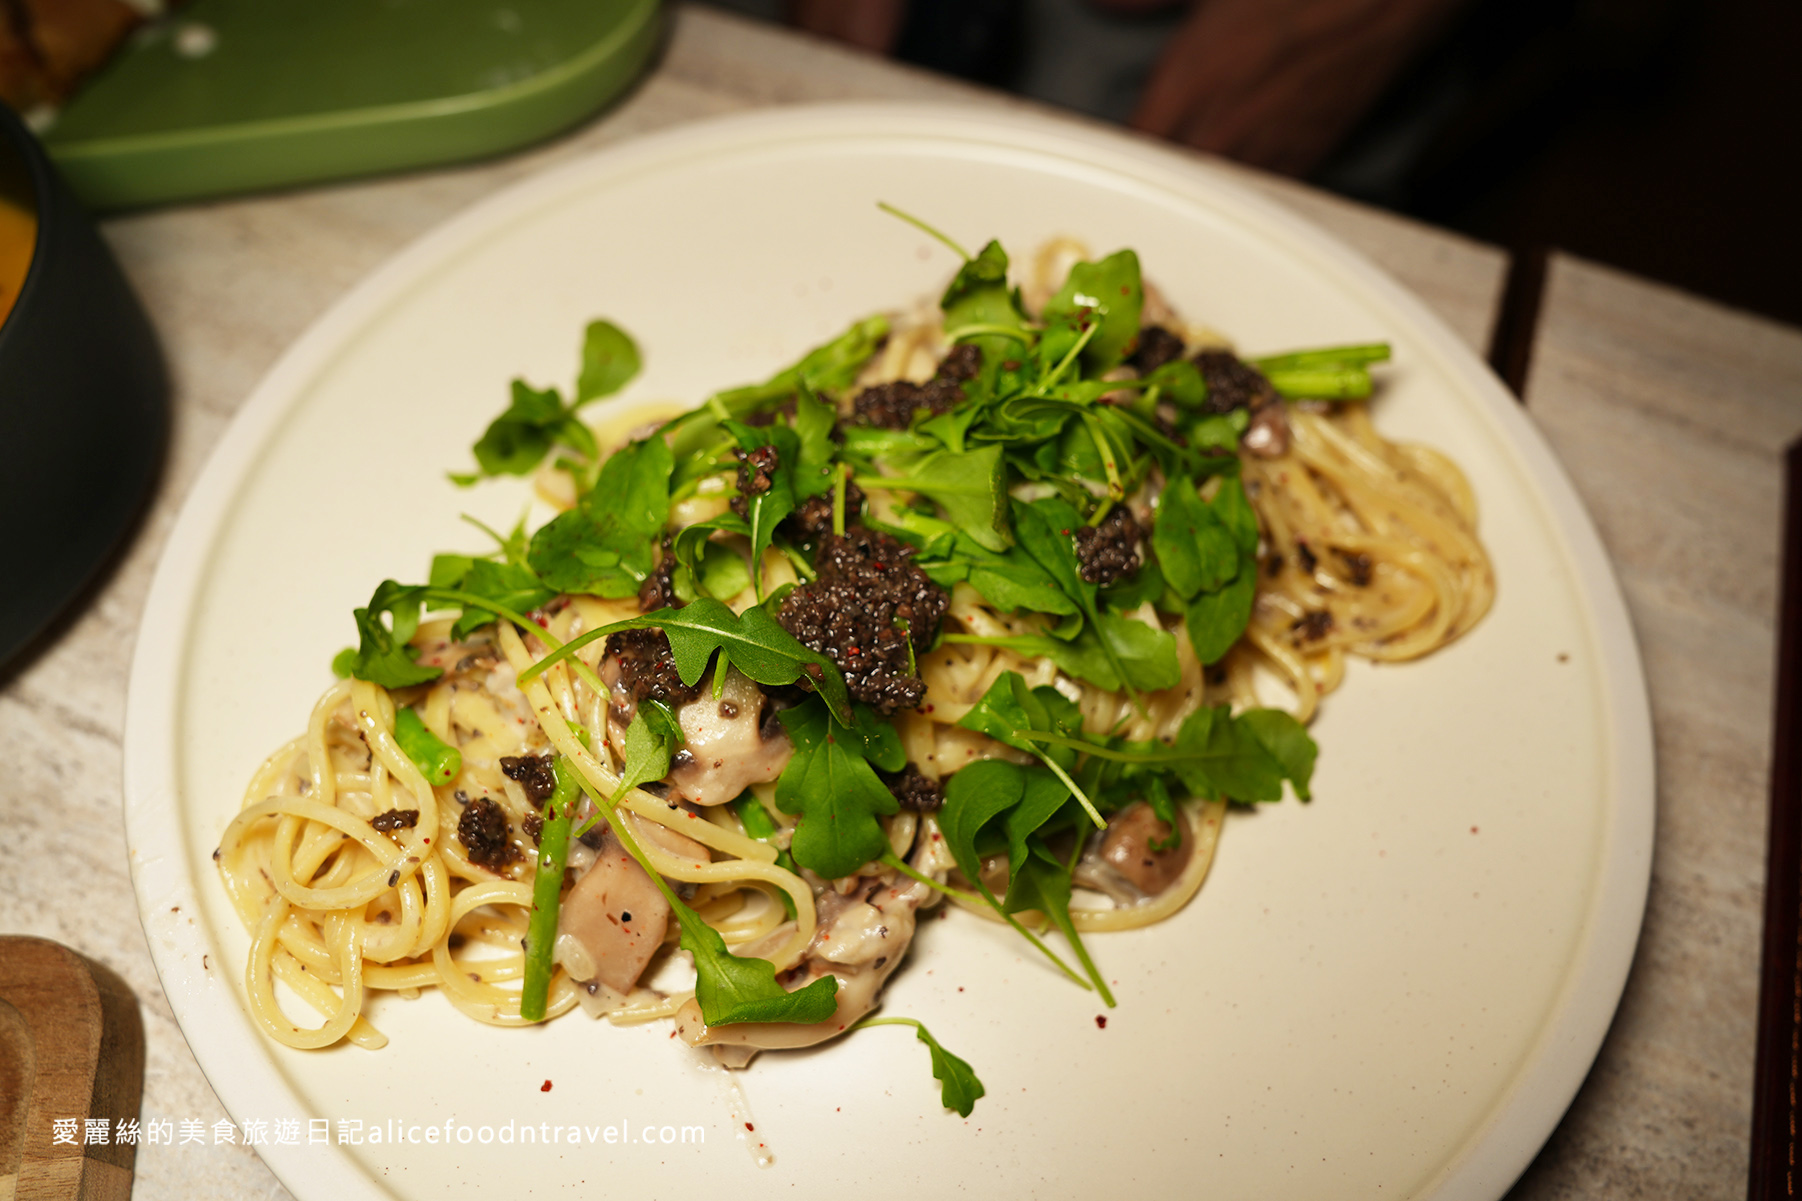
[0,105,166,670]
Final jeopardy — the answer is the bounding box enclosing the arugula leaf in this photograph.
[669,515,752,602]
[692,540,753,603]
[393,708,461,785]
[1001,768,1072,896]
[466,380,574,480]
[1160,474,1260,665]
[575,701,683,838]
[575,320,641,404]
[774,698,899,879]
[1185,567,1257,665]
[461,319,643,484]
[527,435,674,596]
[856,1017,985,1118]
[918,533,1078,616]
[942,629,1125,692]
[1012,495,1160,698]
[848,702,908,772]
[935,758,1090,987]
[676,902,841,1026]
[1094,611,1182,692]
[1005,840,1115,1006]
[955,672,1108,829]
[1010,496,1091,610]
[334,580,438,688]
[1166,706,1300,802]
[938,758,1025,883]
[866,444,1011,552]
[1143,358,1205,409]
[522,597,852,724]
[956,673,1082,770]
[791,315,893,395]
[1016,704,1318,807]
[428,556,555,639]
[938,239,1033,408]
[791,385,840,499]
[1239,708,1317,800]
[1211,472,1260,559]
[1154,475,1239,599]
[665,316,890,462]
[1039,249,1143,374]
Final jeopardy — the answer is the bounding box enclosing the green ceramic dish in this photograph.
[41,0,663,210]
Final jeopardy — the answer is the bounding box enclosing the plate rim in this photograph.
[121,101,1654,1201]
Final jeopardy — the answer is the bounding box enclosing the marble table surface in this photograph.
[2,5,1797,1198]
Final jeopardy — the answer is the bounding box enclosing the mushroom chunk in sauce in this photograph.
[559,823,710,993]
[1094,802,1192,898]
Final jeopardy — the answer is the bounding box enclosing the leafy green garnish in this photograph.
[428,555,556,640]
[1038,248,1142,374]
[518,597,853,725]
[774,698,902,879]
[392,707,461,785]
[575,320,642,403]
[527,435,674,597]
[1005,839,1113,1006]
[574,701,682,840]
[678,904,840,1026]
[855,1016,986,1117]
[860,444,1011,553]
[455,320,640,483]
[332,580,437,688]
[1153,475,1261,665]
[1028,703,1317,804]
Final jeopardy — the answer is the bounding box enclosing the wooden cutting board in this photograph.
[0,936,145,1201]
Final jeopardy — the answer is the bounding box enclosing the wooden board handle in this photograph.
[0,936,146,1201]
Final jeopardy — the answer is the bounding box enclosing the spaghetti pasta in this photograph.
[218,228,1490,1097]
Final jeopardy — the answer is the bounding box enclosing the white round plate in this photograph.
[124,104,1652,1201]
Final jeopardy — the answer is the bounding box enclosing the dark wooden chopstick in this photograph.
[1750,438,1802,1200]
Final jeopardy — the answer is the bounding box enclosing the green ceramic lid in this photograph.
[41,0,662,210]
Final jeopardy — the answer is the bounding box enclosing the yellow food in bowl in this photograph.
[0,198,36,328]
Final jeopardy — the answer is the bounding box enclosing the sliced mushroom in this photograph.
[666,669,793,806]
[558,822,709,993]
